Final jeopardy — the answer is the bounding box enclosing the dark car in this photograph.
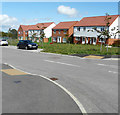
[17,40,38,50]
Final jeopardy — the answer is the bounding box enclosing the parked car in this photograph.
[17,40,38,50]
[0,39,8,46]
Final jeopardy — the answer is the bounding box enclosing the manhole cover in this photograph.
[50,77,58,81]
[14,81,21,83]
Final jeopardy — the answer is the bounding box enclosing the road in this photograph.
[2,64,80,113]
[1,46,119,113]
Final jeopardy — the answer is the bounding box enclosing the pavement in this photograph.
[1,46,119,113]
[1,64,81,113]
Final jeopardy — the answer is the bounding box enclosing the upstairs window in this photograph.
[59,30,61,34]
[53,30,56,34]
[64,30,67,34]
[83,27,86,31]
[101,27,105,31]
[77,27,80,31]
[18,31,20,34]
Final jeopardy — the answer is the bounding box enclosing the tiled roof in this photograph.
[75,15,119,27]
[20,22,54,31]
[53,21,78,29]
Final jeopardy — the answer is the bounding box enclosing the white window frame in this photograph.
[64,30,67,34]
[75,37,80,41]
[63,38,66,43]
[53,37,57,42]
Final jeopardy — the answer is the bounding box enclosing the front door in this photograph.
[93,38,96,45]
[57,36,61,43]
[90,38,92,44]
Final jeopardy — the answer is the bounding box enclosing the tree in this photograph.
[8,28,18,39]
[32,33,37,42]
[37,23,46,48]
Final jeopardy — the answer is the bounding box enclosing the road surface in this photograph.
[1,46,119,113]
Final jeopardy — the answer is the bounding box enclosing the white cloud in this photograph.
[57,5,79,17]
[0,14,19,31]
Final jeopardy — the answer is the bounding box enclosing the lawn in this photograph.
[7,39,120,55]
[38,43,120,55]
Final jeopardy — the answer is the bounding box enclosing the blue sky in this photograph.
[1,2,119,31]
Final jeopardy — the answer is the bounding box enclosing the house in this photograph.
[18,22,56,42]
[52,21,78,43]
[73,15,120,45]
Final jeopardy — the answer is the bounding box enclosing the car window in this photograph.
[19,40,24,43]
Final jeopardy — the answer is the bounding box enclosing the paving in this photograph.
[1,64,81,113]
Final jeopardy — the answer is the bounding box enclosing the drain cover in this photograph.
[50,77,58,81]
[14,81,21,83]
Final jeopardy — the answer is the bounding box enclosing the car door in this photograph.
[18,40,23,48]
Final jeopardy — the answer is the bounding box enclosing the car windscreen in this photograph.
[25,40,32,43]
[2,39,6,41]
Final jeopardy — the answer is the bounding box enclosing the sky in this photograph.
[0,2,119,32]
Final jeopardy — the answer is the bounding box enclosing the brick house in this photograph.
[18,22,56,42]
[52,21,78,43]
[73,15,120,45]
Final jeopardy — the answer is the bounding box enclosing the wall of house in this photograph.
[18,26,24,40]
[52,29,69,43]
[68,26,74,37]
[44,23,56,38]
[73,26,105,38]
[28,30,40,38]
[109,16,120,39]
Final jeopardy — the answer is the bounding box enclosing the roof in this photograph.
[53,21,78,29]
[19,22,54,31]
[75,15,119,27]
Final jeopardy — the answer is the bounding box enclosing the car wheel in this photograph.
[25,46,28,50]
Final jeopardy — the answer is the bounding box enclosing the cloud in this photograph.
[57,5,79,17]
[0,14,19,31]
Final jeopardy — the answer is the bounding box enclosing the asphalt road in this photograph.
[2,64,80,113]
[1,46,119,113]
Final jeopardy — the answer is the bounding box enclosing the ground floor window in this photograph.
[63,38,66,43]
[82,37,85,42]
[93,38,96,42]
[99,38,105,43]
[75,37,80,41]
[53,37,57,42]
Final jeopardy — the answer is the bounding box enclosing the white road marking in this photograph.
[97,63,118,69]
[103,58,120,60]
[108,71,118,74]
[97,64,107,66]
[44,60,80,68]
[4,63,87,115]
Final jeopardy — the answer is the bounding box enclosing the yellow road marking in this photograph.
[1,69,28,75]
[84,55,104,59]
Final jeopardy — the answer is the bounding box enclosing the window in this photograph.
[83,27,86,31]
[25,31,27,34]
[64,30,67,34]
[53,37,57,42]
[101,27,105,31]
[63,38,66,43]
[75,37,80,41]
[18,31,20,34]
[99,38,105,43]
[77,27,80,31]
[53,30,56,34]
[83,37,85,42]
[59,30,61,34]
